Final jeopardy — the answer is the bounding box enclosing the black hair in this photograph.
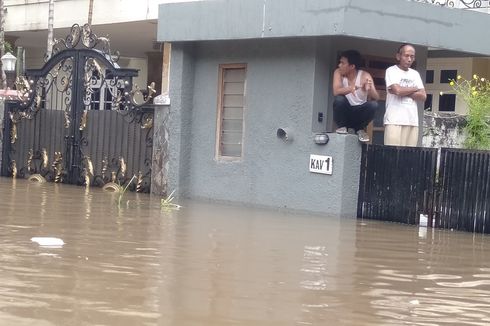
[339,50,362,69]
[397,43,415,54]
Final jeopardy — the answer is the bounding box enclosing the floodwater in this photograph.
[1,179,490,326]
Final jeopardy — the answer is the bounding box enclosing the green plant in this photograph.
[448,74,490,150]
[116,175,136,208]
[161,190,181,211]
[4,41,14,54]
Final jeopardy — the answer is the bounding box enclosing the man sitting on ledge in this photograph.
[332,50,379,143]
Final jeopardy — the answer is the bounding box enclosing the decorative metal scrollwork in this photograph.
[79,110,88,131]
[409,0,454,6]
[101,156,108,180]
[80,156,94,186]
[41,148,49,170]
[11,160,17,178]
[50,23,120,63]
[92,155,152,192]
[141,115,153,129]
[459,0,490,8]
[26,149,34,174]
[410,0,489,7]
[9,113,18,144]
[119,157,127,179]
[5,24,155,193]
[13,147,63,181]
[64,110,71,128]
[136,171,144,192]
[52,152,64,183]
[13,56,75,122]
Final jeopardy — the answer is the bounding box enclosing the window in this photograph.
[439,94,456,112]
[88,75,126,110]
[216,64,246,158]
[424,93,433,111]
[426,70,434,84]
[440,69,457,84]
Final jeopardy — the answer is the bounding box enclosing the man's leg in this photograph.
[384,124,403,146]
[350,101,378,131]
[400,126,419,146]
[333,96,351,132]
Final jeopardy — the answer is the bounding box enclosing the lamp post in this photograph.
[1,52,17,89]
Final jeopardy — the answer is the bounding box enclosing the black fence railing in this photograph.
[358,145,490,234]
[357,145,438,225]
[436,148,490,233]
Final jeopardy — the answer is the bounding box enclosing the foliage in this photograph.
[4,41,14,54]
[116,175,136,208]
[449,74,490,150]
[161,190,181,212]
[115,177,181,211]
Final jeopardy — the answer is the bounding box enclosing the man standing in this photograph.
[333,50,379,143]
[384,44,427,146]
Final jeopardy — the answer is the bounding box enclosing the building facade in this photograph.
[156,0,490,214]
[1,0,489,214]
[2,0,205,93]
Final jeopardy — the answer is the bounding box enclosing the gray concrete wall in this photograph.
[166,35,434,215]
[158,0,490,56]
[150,104,170,196]
[168,38,362,216]
[167,43,196,198]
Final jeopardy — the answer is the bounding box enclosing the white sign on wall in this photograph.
[309,154,333,175]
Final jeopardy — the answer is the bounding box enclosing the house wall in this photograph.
[168,38,363,216]
[166,36,429,215]
[426,57,472,115]
[425,57,490,115]
[4,0,203,31]
[473,58,490,79]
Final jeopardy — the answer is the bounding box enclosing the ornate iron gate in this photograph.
[1,24,155,192]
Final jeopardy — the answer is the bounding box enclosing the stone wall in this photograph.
[422,112,466,148]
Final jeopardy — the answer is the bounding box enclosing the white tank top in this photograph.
[342,70,368,106]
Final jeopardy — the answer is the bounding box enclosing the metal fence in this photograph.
[357,145,438,225]
[358,145,490,234]
[436,148,490,233]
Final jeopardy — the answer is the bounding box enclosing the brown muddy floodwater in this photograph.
[1,178,490,326]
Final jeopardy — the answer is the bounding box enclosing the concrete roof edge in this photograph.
[157,0,490,56]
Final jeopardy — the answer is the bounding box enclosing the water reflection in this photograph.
[0,178,489,325]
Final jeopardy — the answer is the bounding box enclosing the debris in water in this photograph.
[31,237,65,248]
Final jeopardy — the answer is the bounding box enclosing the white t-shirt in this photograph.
[384,65,424,126]
[342,70,368,106]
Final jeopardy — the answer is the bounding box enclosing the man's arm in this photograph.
[408,72,427,102]
[386,68,426,101]
[409,88,427,102]
[387,84,420,97]
[332,68,355,96]
[362,72,380,101]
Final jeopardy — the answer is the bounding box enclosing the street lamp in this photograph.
[1,52,17,90]
[1,52,17,72]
